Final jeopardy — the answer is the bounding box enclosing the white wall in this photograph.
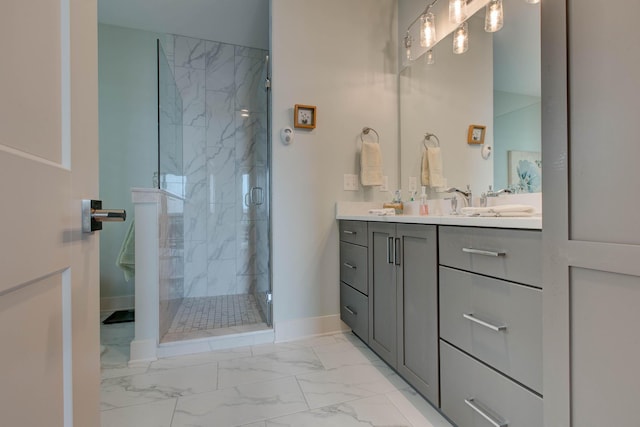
[98,24,160,307]
[271,0,398,334]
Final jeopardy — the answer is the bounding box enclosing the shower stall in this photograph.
[155,34,271,344]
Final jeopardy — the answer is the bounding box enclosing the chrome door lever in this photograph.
[82,199,126,233]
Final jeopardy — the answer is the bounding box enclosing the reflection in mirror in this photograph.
[399,0,540,199]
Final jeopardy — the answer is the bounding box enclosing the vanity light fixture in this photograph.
[484,0,504,32]
[525,0,540,3]
[420,12,437,48]
[453,22,469,54]
[449,0,468,24]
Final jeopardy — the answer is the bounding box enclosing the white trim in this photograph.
[274,315,350,343]
[157,329,275,359]
[100,295,135,312]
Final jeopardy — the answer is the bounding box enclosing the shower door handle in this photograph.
[251,187,264,205]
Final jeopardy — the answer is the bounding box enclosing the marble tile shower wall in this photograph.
[168,35,268,299]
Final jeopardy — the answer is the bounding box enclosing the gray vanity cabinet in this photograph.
[368,222,439,404]
[339,221,369,342]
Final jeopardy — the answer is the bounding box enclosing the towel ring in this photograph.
[423,132,440,150]
[361,127,380,144]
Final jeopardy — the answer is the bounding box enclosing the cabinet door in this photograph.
[544,1,640,426]
[397,224,439,405]
[368,222,397,367]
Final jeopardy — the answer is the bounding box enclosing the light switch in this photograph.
[344,174,359,191]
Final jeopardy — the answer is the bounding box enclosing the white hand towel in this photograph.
[460,204,535,217]
[421,149,430,186]
[427,147,445,188]
[360,141,383,186]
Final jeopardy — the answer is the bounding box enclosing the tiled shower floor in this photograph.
[161,294,269,343]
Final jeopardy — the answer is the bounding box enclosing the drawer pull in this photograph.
[462,247,506,257]
[343,230,357,235]
[344,305,357,316]
[343,262,357,270]
[464,398,508,427]
[463,313,507,332]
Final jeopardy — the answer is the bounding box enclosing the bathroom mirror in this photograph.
[399,0,541,198]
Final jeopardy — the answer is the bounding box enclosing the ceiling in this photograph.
[97,0,269,50]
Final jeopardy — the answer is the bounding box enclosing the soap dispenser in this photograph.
[420,186,429,216]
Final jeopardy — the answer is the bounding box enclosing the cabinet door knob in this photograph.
[344,305,357,316]
[462,247,506,257]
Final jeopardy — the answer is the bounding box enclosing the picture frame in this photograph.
[294,104,317,129]
[467,124,486,144]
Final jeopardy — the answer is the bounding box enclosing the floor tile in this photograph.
[312,341,380,369]
[265,394,413,427]
[296,362,407,409]
[217,347,324,389]
[250,335,338,357]
[100,398,176,427]
[101,363,218,410]
[386,388,453,427]
[171,376,308,427]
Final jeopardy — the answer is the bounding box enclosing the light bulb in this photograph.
[485,0,504,33]
[449,0,468,24]
[525,0,540,3]
[420,12,436,48]
[426,50,435,65]
[453,22,469,54]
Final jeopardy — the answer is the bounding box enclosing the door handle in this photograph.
[388,237,394,264]
[395,238,401,265]
[82,199,127,233]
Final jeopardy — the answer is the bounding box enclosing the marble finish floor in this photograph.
[100,316,453,427]
[162,294,269,343]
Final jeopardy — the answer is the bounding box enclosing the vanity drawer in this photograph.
[340,242,368,295]
[440,341,542,427]
[439,226,542,287]
[339,220,368,246]
[340,282,368,341]
[440,266,542,393]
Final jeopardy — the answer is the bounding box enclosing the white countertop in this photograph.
[336,202,542,230]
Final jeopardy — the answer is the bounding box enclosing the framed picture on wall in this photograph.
[294,104,317,129]
[467,124,486,144]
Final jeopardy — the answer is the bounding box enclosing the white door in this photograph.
[0,1,100,426]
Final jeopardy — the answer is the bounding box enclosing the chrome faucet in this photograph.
[480,185,513,207]
[445,185,472,210]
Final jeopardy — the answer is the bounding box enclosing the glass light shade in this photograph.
[525,0,540,3]
[426,49,435,65]
[485,0,504,32]
[449,0,468,24]
[453,22,469,54]
[420,12,437,48]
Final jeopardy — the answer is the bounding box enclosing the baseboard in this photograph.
[100,295,134,312]
[274,314,350,343]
